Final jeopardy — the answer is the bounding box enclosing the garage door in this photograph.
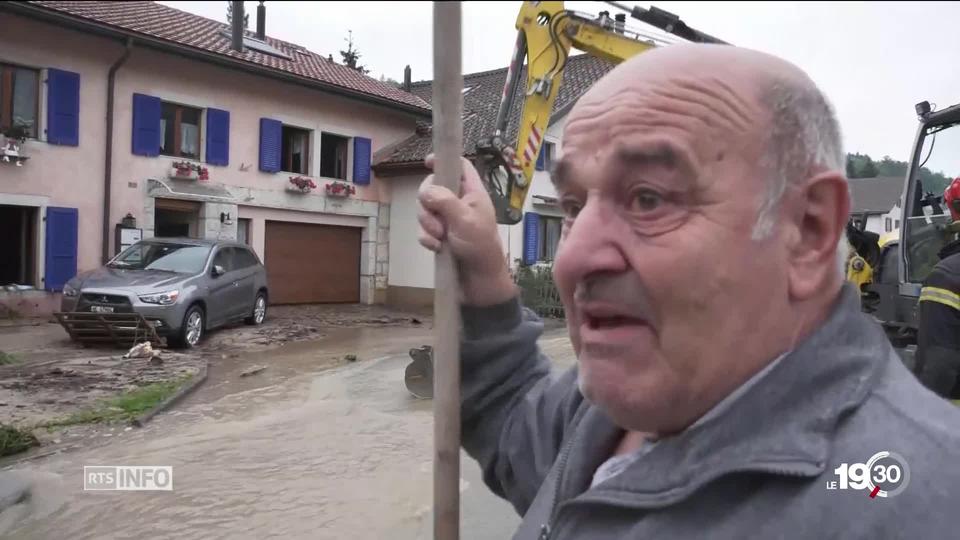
[264,221,361,304]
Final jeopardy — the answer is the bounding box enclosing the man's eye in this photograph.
[632,189,664,212]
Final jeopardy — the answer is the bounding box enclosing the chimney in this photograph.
[231,1,245,52]
[256,1,266,41]
[598,10,613,30]
[403,65,411,92]
[614,13,626,34]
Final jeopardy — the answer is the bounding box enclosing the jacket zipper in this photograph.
[569,460,823,511]
[537,434,820,538]
[538,411,586,540]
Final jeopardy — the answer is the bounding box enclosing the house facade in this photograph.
[374,55,614,307]
[847,176,904,236]
[0,1,430,316]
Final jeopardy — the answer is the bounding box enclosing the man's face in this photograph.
[552,70,787,433]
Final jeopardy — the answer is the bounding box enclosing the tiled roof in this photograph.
[374,54,615,167]
[848,177,904,214]
[19,1,431,113]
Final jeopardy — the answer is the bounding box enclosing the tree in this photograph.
[876,155,906,178]
[860,156,878,178]
[340,30,370,75]
[846,157,857,179]
[226,2,249,29]
[845,151,953,194]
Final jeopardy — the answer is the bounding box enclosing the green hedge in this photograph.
[514,264,565,319]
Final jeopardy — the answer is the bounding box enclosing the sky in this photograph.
[160,1,960,169]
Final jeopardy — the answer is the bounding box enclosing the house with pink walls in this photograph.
[0,1,430,316]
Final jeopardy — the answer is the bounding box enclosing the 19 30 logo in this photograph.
[826,451,910,498]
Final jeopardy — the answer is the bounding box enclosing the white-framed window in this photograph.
[0,62,41,139]
[536,141,556,171]
[160,101,203,159]
[538,215,562,262]
[281,125,311,175]
[319,132,350,180]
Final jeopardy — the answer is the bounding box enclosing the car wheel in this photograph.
[174,305,205,349]
[245,293,267,325]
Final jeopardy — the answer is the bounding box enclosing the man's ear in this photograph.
[786,171,850,300]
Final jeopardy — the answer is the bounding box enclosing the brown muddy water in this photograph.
[1,326,575,540]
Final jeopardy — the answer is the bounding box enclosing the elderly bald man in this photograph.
[418,44,960,538]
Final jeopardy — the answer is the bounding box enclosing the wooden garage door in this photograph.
[264,221,361,304]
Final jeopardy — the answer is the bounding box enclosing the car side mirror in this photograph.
[212,265,226,277]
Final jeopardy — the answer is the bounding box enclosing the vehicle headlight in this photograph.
[138,290,180,305]
[63,283,79,298]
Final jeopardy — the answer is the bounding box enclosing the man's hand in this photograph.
[418,155,517,306]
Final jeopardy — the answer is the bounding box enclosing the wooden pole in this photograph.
[432,3,463,540]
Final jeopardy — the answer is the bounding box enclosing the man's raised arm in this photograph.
[417,156,583,514]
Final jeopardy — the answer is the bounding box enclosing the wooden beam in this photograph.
[0,67,13,131]
[432,3,463,539]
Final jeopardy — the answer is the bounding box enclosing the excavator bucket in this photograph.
[404,345,434,399]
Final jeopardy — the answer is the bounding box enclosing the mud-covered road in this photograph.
[1,322,576,540]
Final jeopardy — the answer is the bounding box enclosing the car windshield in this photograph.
[108,242,212,274]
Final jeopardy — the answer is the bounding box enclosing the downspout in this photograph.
[102,37,133,264]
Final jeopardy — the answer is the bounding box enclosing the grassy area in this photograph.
[42,374,194,429]
[0,424,39,457]
[0,350,19,365]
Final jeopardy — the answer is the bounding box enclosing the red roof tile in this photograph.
[23,1,431,113]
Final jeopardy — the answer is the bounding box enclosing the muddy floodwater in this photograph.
[1,324,576,540]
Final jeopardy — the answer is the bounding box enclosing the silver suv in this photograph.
[61,238,269,348]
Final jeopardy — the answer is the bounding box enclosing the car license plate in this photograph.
[91,306,114,313]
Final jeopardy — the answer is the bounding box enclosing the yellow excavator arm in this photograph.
[476,1,727,224]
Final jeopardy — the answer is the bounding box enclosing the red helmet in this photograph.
[945,177,960,222]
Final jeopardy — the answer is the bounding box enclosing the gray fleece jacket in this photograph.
[460,285,960,539]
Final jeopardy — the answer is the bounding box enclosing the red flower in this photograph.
[289,176,316,191]
[325,181,357,197]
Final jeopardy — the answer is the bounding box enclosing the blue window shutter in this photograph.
[536,145,545,171]
[132,93,161,156]
[205,108,230,166]
[523,212,540,266]
[259,118,282,172]
[45,207,79,292]
[46,69,80,146]
[353,136,372,185]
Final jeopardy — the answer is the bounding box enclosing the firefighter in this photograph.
[915,177,960,398]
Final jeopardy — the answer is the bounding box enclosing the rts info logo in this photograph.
[826,451,910,498]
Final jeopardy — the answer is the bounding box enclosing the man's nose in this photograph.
[555,198,628,280]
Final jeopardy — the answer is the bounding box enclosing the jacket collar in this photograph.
[558,284,892,509]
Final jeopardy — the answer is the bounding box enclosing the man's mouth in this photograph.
[576,302,653,349]
[580,303,649,330]
[586,314,646,329]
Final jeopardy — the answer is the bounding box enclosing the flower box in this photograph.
[288,176,317,193]
[169,161,208,181]
[325,181,356,198]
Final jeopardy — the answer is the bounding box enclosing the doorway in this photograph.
[154,198,201,238]
[237,218,251,245]
[0,204,37,286]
